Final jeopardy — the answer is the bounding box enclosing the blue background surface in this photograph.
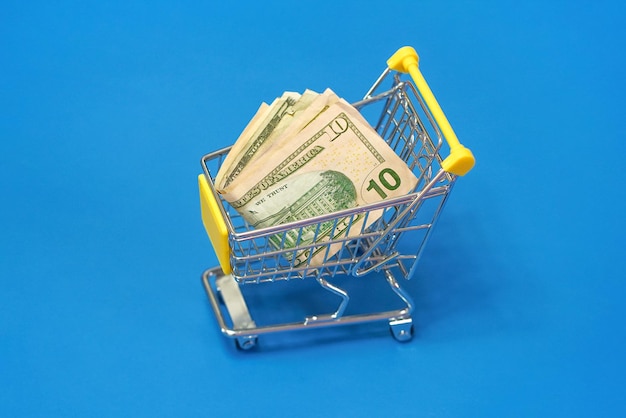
[2,1,625,416]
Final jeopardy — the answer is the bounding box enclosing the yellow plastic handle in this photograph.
[387,46,475,176]
[198,174,231,274]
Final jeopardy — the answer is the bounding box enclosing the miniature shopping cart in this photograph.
[198,46,475,349]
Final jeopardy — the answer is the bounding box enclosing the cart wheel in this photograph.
[235,336,258,351]
[389,318,414,342]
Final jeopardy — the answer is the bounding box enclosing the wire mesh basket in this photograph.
[198,46,474,349]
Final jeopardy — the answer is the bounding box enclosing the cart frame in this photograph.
[198,47,474,349]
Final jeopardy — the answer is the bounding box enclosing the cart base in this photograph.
[201,266,415,349]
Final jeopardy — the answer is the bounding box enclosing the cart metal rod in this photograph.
[387,46,475,176]
[201,148,452,242]
[221,308,411,338]
[202,269,411,338]
[315,277,349,319]
[361,67,393,102]
[352,169,447,276]
[220,185,447,241]
[384,268,414,316]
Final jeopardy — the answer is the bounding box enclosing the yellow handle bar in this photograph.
[199,173,232,274]
[387,46,475,176]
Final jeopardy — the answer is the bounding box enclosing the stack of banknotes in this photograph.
[215,88,418,266]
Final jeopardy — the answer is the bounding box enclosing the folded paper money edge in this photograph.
[199,174,231,274]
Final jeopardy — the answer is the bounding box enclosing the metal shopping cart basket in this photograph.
[197,46,475,349]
